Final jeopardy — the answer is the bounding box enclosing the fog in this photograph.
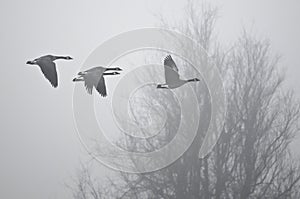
[0,0,299,198]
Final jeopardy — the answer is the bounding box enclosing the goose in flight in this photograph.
[26,55,73,87]
[73,66,122,97]
[157,55,200,89]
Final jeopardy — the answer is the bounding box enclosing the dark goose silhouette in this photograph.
[26,55,73,87]
[157,55,200,89]
[73,66,122,97]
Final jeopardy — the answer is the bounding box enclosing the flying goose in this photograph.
[157,55,200,89]
[72,66,122,97]
[26,55,73,87]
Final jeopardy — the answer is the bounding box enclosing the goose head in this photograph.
[106,67,122,71]
[114,67,122,71]
[65,56,73,60]
[103,72,120,75]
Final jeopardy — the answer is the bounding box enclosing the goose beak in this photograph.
[26,61,33,65]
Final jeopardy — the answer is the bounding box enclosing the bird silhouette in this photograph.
[26,55,73,87]
[157,55,200,89]
[73,66,122,97]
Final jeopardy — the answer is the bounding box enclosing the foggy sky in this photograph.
[0,0,299,198]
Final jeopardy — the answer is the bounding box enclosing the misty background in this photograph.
[1,0,300,198]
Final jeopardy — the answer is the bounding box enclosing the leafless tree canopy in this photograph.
[70,2,300,199]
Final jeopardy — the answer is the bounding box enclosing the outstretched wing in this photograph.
[164,55,178,72]
[83,73,95,94]
[163,55,180,84]
[95,76,107,97]
[37,60,58,87]
[83,72,107,97]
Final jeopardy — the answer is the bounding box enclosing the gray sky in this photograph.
[0,0,299,198]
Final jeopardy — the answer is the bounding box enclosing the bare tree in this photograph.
[70,2,300,199]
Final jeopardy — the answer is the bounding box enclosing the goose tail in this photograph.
[72,76,84,82]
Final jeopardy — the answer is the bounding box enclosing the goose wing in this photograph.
[36,59,58,87]
[83,72,107,97]
[164,55,180,84]
[83,73,95,94]
[95,76,107,97]
[164,55,178,72]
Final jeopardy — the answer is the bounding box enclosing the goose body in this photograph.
[26,55,73,87]
[157,55,200,89]
[73,66,122,97]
